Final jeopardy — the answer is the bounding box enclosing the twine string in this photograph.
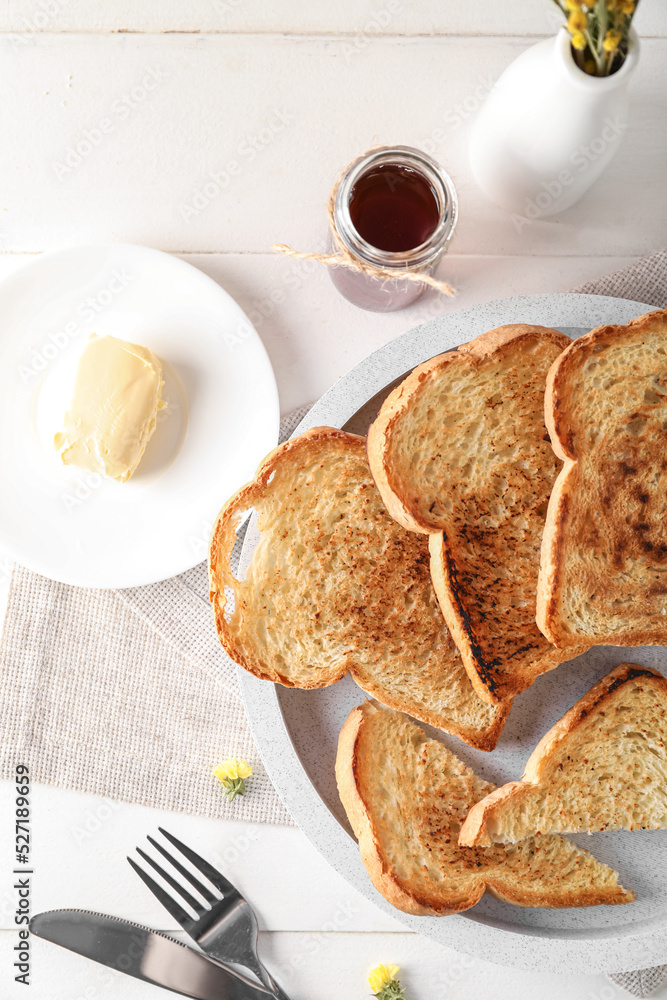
[271,243,455,294]
[271,151,455,297]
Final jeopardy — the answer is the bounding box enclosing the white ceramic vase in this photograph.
[469,27,639,218]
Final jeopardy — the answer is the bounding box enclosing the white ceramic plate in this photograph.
[238,293,667,975]
[0,244,279,588]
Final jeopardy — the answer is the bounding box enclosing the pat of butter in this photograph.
[54,334,165,482]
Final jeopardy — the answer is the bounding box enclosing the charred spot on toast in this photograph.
[541,312,667,642]
[574,666,660,725]
[414,333,573,699]
[442,542,502,697]
[339,701,632,914]
[210,427,506,746]
[577,396,667,579]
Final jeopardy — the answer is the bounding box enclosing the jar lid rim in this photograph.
[333,145,458,269]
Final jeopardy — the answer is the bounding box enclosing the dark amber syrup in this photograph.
[348,163,440,253]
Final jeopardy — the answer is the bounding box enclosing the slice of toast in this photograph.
[336,700,634,915]
[209,426,510,750]
[459,663,667,847]
[367,325,581,705]
[537,309,667,647]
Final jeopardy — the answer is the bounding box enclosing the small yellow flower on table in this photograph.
[214,758,253,801]
[368,964,407,999]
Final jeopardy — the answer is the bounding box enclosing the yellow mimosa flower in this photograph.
[562,0,633,74]
[214,758,253,781]
[214,758,253,800]
[368,964,406,998]
[567,9,588,31]
[368,965,399,992]
[603,29,623,51]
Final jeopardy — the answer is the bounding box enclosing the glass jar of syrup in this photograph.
[328,145,458,312]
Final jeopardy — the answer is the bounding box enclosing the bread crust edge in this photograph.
[208,427,365,688]
[340,702,634,911]
[348,665,513,752]
[366,351,462,535]
[335,702,486,916]
[368,324,572,700]
[366,324,572,538]
[537,309,667,646]
[458,662,665,848]
[208,426,512,748]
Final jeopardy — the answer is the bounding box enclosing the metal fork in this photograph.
[128,828,291,1000]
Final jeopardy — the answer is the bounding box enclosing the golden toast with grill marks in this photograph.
[367,325,584,704]
[209,426,510,750]
[537,309,667,647]
[336,700,634,915]
[459,663,667,847]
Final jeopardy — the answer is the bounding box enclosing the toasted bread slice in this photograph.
[209,427,510,750]
[459,663,667,847]
[537,309,667,647]
[367,325,581,704]
[336,700,634,915]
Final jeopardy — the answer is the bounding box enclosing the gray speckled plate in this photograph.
[238,293,667,974]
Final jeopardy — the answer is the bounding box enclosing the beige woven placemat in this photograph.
[0,250,666,991]
[571,249,667,304]
[0,405,311,827]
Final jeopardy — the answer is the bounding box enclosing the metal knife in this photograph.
[30,910,274,1000]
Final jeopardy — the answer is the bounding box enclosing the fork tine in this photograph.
[147,836,218,905]
[136,847,205,915]
[158,827,235,895]
[127,857,194,929]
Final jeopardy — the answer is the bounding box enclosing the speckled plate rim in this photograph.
[238,292,663,975]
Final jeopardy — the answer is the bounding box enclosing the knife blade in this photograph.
[30,910,275,1000]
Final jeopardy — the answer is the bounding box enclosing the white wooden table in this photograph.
[1,2,666,997]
